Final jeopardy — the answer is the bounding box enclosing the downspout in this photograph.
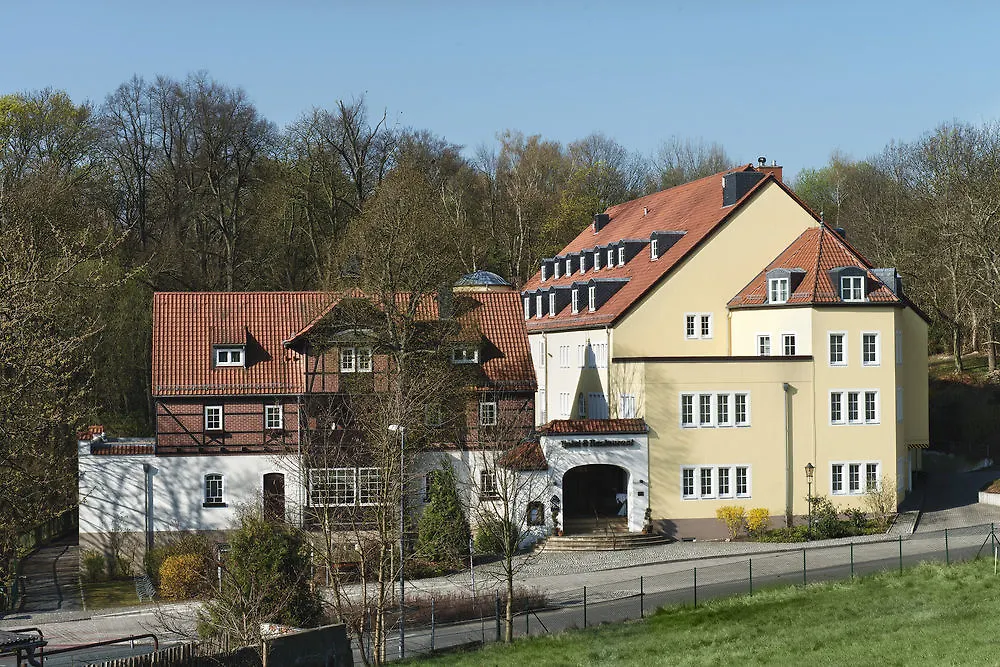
[783,382,793,527]
[142,463,153,552]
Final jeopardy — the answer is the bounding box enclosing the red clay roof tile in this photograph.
[539,419,648,435]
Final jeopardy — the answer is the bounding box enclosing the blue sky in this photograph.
[3,1,998,177]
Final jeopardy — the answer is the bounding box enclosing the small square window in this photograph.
[451,346,479,364]
[479,401,497,426]
[265,404,283,430]
[841,275,864,301]
[768,278,789,303]
[757,335,771,356]
[205,405,223,431]
[782,334,797,356]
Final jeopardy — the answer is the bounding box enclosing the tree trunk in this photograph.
[505,569,514,643]
[953,326,965,372]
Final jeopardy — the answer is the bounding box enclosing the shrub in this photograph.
[863,474,897,528]
[415,463,471,565]
[810,495,850,539]
[474,517,518,555]
[715,506,746,540]
[144,533,214,587]
[82,549,106,582]
[159,553,208,600]
[746,508,770,537]
[759,526,809,543]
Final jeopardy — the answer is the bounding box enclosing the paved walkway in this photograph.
[914,456,1000,533]
[17,535,82,614]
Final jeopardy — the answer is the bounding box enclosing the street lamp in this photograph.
[805,462,815,540]
[388,424,406,659]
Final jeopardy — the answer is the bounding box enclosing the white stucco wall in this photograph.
[78,438,302,549]
[542,433,650,533]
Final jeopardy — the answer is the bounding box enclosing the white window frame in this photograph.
[535,294,543,319]
[734,393,750,426]
[685,313,713,340]
[479,401,497,426]
[554,262,561,279]
[577,344,585,368]
[829,391,844,424]
[523,297,531,320]
[831,461,880,496]
[716,393,731,427]
[308,467,381,507]
[265,404,283,430]
[650,238,659,260]
[340,347,356,373]
[618,246,625,266]
[847,391,861,423]
[204,473,224,505]
[830,389,880,425]
[768,277,789,304]
[698,394,713,426]
[700,314,712,339]
[841,275,864,301]
[559,392,570,418]
[356,346,373,372]
[862,332,880,366]
[579,254,587,274]
[356,467,382,506]
[619,394,637,419]
[214,346,245,367]
[757,334,771,356]
[593,250,601,271]
[451,346,479,364]
[865,390,879,423]
[681,465,752,500]
[548,291,556,318]
[559,345,570,368]
[680,394,694,427]
[571,289,579,314]
[685,315,697,339]
[541,264,548,282]
[565,258,572,276]
[588,285,596,312]
[679,392,750,428]
[782,333,797,356]
[829,332,846,366]
[479,469,500,500]
[205,405,223,431]
[607,248,615,267]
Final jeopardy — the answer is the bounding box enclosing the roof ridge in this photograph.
[812,224,826,298]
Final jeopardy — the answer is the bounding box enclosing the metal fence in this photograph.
[376,522,1000,662]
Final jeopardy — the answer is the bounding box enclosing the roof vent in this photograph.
[593,213,610,233]
[833,227,847,240]
[722,171,766,207]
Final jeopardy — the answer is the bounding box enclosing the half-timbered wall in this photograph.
[155,398,301,454]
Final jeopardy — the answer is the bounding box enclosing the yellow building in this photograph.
[521,164,929,539]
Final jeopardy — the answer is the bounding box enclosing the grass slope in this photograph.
[411,560,1000,666]
[81,579,141,609]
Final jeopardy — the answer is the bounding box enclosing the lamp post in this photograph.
[388,424,406,659]
[805,462,815,540]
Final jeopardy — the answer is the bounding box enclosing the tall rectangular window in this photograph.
[718,467,731,497]
[579,254,587,274]
[619,394,637,419]
[757,335,771,356]
[768,277,789,303]
[479,470,499,500]
[554,261,561,279]
[479,401,497,426]
[865,391,878,423]
[523,297,531,320]
[357,347,372,372]
[866,463,879,490]
[607,248,614,267]
[829,333,845,365]
[357,468,382,506]
[559,393,570,418]
[831,464,844,494]
[587,393,609,419]
[340,347,356,373]
[265,404,283,429]
[699,394,713,426]
[565,258,572,275]
[685,315,696,339]
[841,275,864,301]
[735,393,749,425]
[700,315,712,338]
[651,238,659,259]
[680,394,694,426]
[541,264,548,281]
[548,291,556,317]
[716,393,730,426]
[571,289,579,314]
[594,250,601,270]
[848,463,861,493]
[618,246,625,266]
[588,285,597,311]
[847,391,860,423]
[830,392,843,424]
[535,294,543,318]
[205,405,222,431]
[204,474,224,505]
[862,332,879,365]
[782,334,797,356]
[700,468,714,497]
[559,346,569,368]
[735,467,749,497]
[682,468,695,498]
[576,344,584,368]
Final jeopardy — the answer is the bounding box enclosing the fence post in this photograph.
[945,528,950,565]
[749,558,753,595]
[898,535,903,574]
[640,576,644,618]
[430,597,435,653]
[495,592,501,642]
[583,586,588,628]
[693,567,698,608]
[850,542,854,579]
[802,548,807,586]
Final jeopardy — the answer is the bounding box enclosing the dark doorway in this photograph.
[263,473,285,522]
[562,465,628,521]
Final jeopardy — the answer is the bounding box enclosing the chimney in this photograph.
[593,213,610,233]
[755,156,783,182]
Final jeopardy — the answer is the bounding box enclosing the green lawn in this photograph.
[81,579,143,609]
[409,560,1000,666]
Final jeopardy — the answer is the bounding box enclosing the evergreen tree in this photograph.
[415,462,471,564]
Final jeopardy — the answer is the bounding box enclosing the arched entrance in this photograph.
[562,464,628,533]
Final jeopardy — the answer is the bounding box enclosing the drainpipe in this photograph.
[142,463,153,552]
[783,383,793,527]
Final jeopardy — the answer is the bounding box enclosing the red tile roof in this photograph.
[521,166,818,332]
[728,225,901,307]
[456,290,536,391]
[498,439,548,471]
[91,441,155,456]
[539,419,648,435]
[153,289,535,398]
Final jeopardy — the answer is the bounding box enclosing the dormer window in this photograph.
[841,276,864,301]
[618,246,625,266]
[593,250,601,270]
[535,294,543,318]
[607,248,614,267]
[215,346,244,367]
[565,258,572,275]
[588,285,597,311]
[768,277,789,304]
[523,297,531,320]
[451,345,479,364]
[541,264,548,282]
[651,238,658,260]
[548,291,556,317]
[579,254,586,274]
[554,262,561,279]
[572,289,580,314]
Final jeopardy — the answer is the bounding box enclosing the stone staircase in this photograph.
[543,517,672,552]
